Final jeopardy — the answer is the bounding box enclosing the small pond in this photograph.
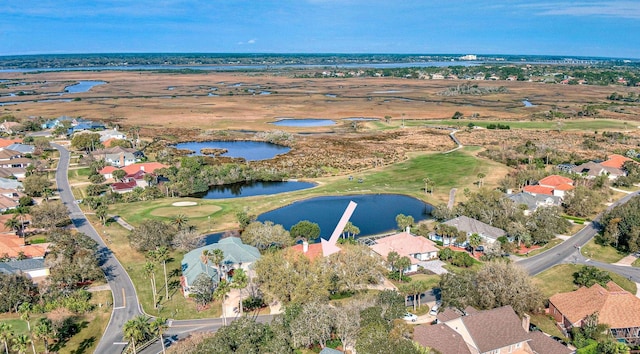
[271,118,336,127]
[173,140,290,161]
[194,180,315,199]
[523,100,535,107]
[258,194,432,239]
[64,80,106,93]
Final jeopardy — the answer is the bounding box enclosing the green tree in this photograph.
[95,205,108,225]
[144,261,158,309]
[0,323,13,354]
[468,233,482,255]
[33,318,54,354]
[171,214,189,230]
[123,315,150,354]
[17,303,36,354]
[154,246,171,301]
[71,132,101,152]
[202,249,224,282]
[230,268,248,315]
[191,273,214,309]
[11,334,31,354]
[289,220,320,242]
[396,214,415,231]
[128,220,176,252]
[396,256,411,281]
[341,221,360,239]
[112,169,126,182]
[214,279,232,326]
[235,210,255,229]
[241,221,292,250]
[30,201,69,232]
[150,317,168,354]
[22,174,52,197]
[573,266,612,288]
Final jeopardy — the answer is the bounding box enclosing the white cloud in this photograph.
[247,39,256,44]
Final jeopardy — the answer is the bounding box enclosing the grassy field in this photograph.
[533,264,637,299]
[419,119,637,131]
[67,167,91,184]
[88,215,222,320]
[529,313,566,339]
[113,147,507,232]
[633,258,640,267]
[580,239,627,263]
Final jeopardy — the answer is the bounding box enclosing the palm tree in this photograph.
[477,173,486,187]
[150,317,168,354]
[342,222,360,239]
[0,323,13,354]
[231,268,248,315]
[17,303,36,354]
[423,177,432,195]
[33,318,54,354]
[144,261,158,308]
[154,246,170,300]
[11,334,31,354]
[468,233,482,255]
[207,249,224,282]
[123,315,150,354]
[3,216,20,234]
[171,214,189,230]
[201,250,212,276]
[214,279,232,326]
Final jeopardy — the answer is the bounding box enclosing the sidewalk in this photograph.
[613,254,638,267]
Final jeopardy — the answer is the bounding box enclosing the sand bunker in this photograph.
[172,201,198,207]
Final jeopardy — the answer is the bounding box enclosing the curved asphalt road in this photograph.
[518,190,640,278]
[53,143,142,354]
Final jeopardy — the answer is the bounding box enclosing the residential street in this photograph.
[518,190,640,279]
[53,143,142,354]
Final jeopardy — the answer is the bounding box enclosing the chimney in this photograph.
[140,165,145,171]
[522,313,531,332]
[406,226,411,234]
[303,241,309,253]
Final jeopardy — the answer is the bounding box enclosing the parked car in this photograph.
[475,245,484,252]
[403,313,418,322]
[429,304,440,316]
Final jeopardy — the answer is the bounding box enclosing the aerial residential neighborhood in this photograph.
[2,2,640,354]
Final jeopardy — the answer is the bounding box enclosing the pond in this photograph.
[193,180,315,199]
[204,193,431,244]
[270,118,336,127]
[173,141,290,161]
[64,80,106,93]
[257,194,432,239]
[523,100,535,107]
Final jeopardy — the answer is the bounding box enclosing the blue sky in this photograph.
[2,0,639,58]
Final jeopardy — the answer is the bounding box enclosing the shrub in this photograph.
[242,296,266,311]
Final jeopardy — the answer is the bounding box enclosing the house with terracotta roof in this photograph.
[414,306,571,354]
[369,229,439,273]
[0,234,47,259]
[0,138,23,148]
[291,241,325,261]
[180,237,260,297]
[549,281,640,345]
[523,174,574,198]
[99,162,167,179]
[431,215,506,245]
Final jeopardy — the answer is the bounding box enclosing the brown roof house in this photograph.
[414,305,573,354]
[369,228,439,273]
[549,281,640,345]
[572,154,636,180]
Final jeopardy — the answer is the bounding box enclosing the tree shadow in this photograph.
[69,336,96,354]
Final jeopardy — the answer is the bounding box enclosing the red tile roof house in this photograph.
[523,174,574,198]
[572,154,636,180]
[100,162,168,193]
[549,282,640,345]
[369,229,439,273]
[414,305,573,354]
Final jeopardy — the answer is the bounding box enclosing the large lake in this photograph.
[194,181,315,199]
[173,141,290,161]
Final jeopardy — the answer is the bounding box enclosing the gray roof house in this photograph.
[0,259,50,280]
[91,146,143,167]
[180,237,260,297]
[507,192,561,215]
[6,143,35,154]
[0,177,22,190]
[431,215,506,245]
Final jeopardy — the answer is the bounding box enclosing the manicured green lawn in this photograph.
[529,313,566,339]
[633,257,640,268]
[533,264,637,299]
[580,239,626,264]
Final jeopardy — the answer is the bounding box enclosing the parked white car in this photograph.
[429,304,440,316]
[403,313,418,322]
